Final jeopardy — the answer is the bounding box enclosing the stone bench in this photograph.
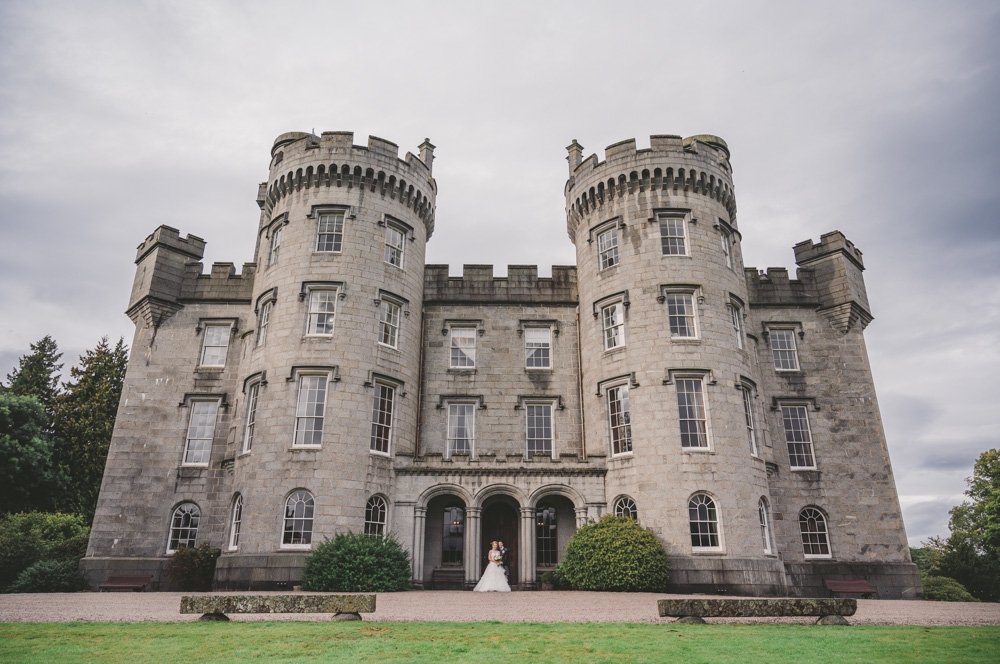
[658,598,857,625]
[180,594,376,621]
[824,579,875,599]
[98,574,153,592]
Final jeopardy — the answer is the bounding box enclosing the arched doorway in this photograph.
[481,496,519,586]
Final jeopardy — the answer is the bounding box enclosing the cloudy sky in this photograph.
[1,1,996,544]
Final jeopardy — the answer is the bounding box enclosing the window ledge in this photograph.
[180,463,209,469]
[670,338,701,345]
[290,446,322,452]
[369,450,392,458]
[691,549,725,555]
[609,453,634,461]
[525,367,554,373]
[804,555,834,560]
[279,545,312,551]
[195,366,226,372]
[774,369,804,375]
[447,368,477,374]
[377,343,401,352]
[303,335,334,341]
[312,251,343,256]
[682,447,713,454]
[237,451,251,458]
[790,467,818,472]
[602,346,627,356]
[661,254,692,259]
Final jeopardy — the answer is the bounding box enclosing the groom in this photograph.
[498,541,511,583]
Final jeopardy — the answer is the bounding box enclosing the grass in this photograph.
[0,622,998,663]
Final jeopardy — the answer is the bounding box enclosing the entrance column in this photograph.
[575,507,589,529]
[412,506,427,586]
[465,506,482,587]
[520,506,536,588]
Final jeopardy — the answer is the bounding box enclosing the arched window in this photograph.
[536,504,558,566]
[282,491,314,547]
[688,494,720,549]
[442,504,465,565]
[758,498,772,554]
[365,496,387,536]
[799,507,831,558]
[228,494,243,550]
[168,503,200,553]
[614,496,637,520]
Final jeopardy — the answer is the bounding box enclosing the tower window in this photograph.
[282,491,314,547]
[243,382,259,454]
[268,226,282,265]
[256,301,272,347]
[524,327,551,368]
[450,328,476,368]
[770,329,800,371]
[614,496,637,520]
[759,498,772,554]
[316,212,345,252]
[228,495,243,551]
[365,495,388,536]
[597,227,619,270]
[658,214,687,255]
[665,294,698,339]
[370,383,395,455]
[729,301,745,350]
[782,405,815,469]
[601,302,626,350]
[688,494,720,550]
[293,375,327,447]
[167,503,200,553]
[676,378,708,448]
[183,400,219,465]
[306,289,337,336]
[720,227,733,268]
[384,224,405,267]
[199,324,230,367]
[799,507,831,558]
[378,300,401,348]
[607,384,632,455]
[742,385,758,457]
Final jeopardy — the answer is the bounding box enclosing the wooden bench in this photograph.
[98,574,153,592]
[824,579,875,599]
[658,598,857,625]
[180,594,376,621]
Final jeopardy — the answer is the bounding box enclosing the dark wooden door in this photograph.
[481,503,518,585]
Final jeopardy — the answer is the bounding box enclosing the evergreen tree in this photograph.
[0,393,60,514]
[3,336,63,421]
[53,337,128,520]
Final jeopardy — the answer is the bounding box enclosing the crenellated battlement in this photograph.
[744,266,821,308]
[263,131,437,234]
[181,261,257,303]
[135,225,205,264]
[564,134,737,240]
[793,231,865,270]
[424,264,578,304]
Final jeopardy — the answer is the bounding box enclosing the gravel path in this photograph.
[1,591,998,625]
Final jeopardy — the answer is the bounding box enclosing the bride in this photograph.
[473,541,511,592]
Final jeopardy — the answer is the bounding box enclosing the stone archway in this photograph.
[480,495,520,586]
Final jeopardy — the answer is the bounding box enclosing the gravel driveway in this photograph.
[1,591,998,625]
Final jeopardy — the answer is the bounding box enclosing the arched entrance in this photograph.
[481,496,519,586]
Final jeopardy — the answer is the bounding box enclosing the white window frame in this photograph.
[167,503,200,553]
[606,383,632,456]
[524,327,552,369]
[769,328,800,372]
[688,493,723,552]
[720,227,733,269]
[729,300,745,350]
[242,382,260,454]
[449,327,477,368]
[665,292,699,339]
[183,399,219,466]
[293,374,328,448]
[601,301,626,351]
[378,299,402,349]
[597,226,619,270]
[614,496,638,520]
[281,490,315,550]
[800,507,832,559]
[657,213,688,256]
[741,384,758,457]
[305,288,338,337]
[369,382,395,456]
[525,401,555,459]
[384,223,405,268]
[758,498,773,555]
[365,495,388,536]
[199,324,231,367]
[447,402,476,457]
[256,301,272,347]
[228,494,243,551]
[675,377,709,449]
[268,225,282,266]
[781,404,816,470]
[316,210,345,253]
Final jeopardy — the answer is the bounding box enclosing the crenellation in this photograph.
[423,264,578,304]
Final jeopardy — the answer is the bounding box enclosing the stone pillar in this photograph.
[412,507,426,586]
[575,507,589,529]
[465,507,482,587]
[520,507,536,589]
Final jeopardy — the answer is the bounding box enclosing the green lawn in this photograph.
[1,622,997,663]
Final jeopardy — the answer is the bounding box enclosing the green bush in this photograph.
[165,544,221,591]
[923,576,979,602]
[302,532,411,592]
[6,559,87,593]
[0,512,89,590]
[554,515,671,592]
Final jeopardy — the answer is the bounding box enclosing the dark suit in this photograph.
[499,546,511,582]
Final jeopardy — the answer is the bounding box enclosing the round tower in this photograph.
[217,131,436,589]
[565,135,785,594]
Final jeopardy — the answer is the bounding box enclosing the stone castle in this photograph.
[82,130,921,597]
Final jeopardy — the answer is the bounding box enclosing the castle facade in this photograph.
[82,131,921,597]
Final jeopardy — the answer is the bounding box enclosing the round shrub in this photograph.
[165,544,221,591]
[6,559,87,593]
[923,576,978,602]
[0,512,89,590]
[302,532,411,592]
[554,515,670,592]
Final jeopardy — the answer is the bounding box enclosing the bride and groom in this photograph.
[472,540,511,592]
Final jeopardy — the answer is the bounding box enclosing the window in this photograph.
[184,400,218,465]
[658,214,687,255]
[316,211,344,252]
[597,227,619,269]
[228,495,243,550]
[168,503,200,552]
[365,495,387,536]
[688,494,720,549]
[782,405,815,469]
[526,403,553,458]
[293,375,327,447]
[729,302,745,350]
[268,226,282,265]
[676,378,708,448]
[450,328,476,368]
[601,302,625,350]
[666,294,697,339]
[759,498,772,554]
[536,504,558,566]
[614,497,637,520]
[256,301,272,347]
[370,383,394,455]
[384,224,405,267]
[306,289,337,336]
[524,328,551,369]
[378,300,401,348]
[799,507,831,558]
[742,385,758,457]
[447,403,475,455]
[442,504,464,564]
[720,227,733,268]
[607,385,632,455]
[200,325,230,366]
[243,382,259,454]
[282,491,314,547]
[770,329,800,371]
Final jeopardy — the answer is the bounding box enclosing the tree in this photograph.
[3,336,63,421]
[53,337,128,520]
[0,393,61,514]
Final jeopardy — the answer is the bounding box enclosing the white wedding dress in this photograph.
[473,558,511,592]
